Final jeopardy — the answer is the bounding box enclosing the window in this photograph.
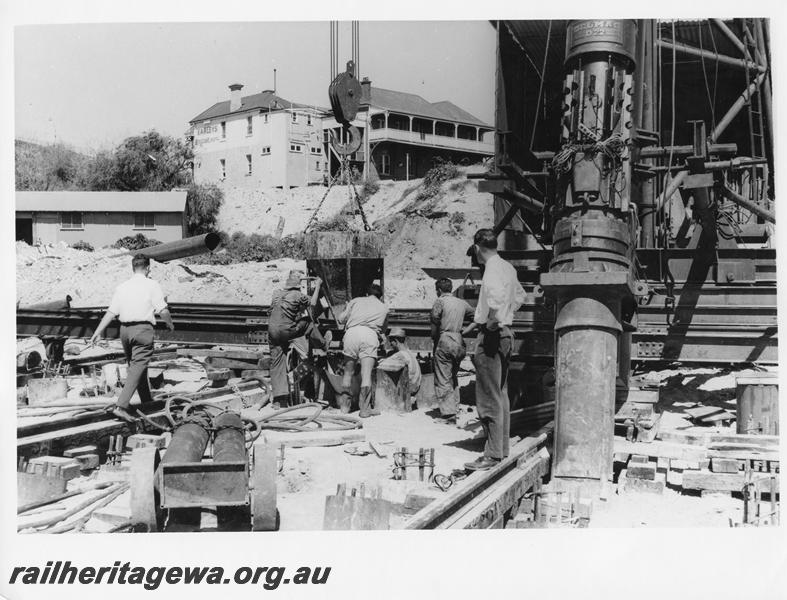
[221,122,226,139]
[315,161,320,170]
[289,143,303,153]
[220,158,226,179]
[307,114,312,126]
[291,112,298,124]
[261,146,271,155]
[134,212,155,229]
[60,212,83,230]
[246,154,252,175]
[380,152,390,175]
[263,113,269,124]
[247,116,253,135]
[323,130,330,143]
[311,146,321,155]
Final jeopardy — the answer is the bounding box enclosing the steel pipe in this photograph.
[720,186,775,224]
[657,38,766,73]
[161,417,211,464]
[639,143,736,159]
[712,19,747,56]
[213,412,247,463]
[135,233,221,263]
[710,72,766,142]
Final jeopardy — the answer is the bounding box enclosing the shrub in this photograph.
[413,158,460,208]
[70,240,94,252]
[187,231,307,264]
[448,211,466,236]
[113,233,162,251]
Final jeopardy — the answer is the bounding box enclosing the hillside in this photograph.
[15,139,89,191]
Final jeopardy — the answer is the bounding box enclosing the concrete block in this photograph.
[656,456,670,471]
[627,463,657,481]
[711,458,740,474]
[27,378,69,406]
[619,469,665,495]
[125,434,166,450]
[27,456,82,480]
[75,454,100,471]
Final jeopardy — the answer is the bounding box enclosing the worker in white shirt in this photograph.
[461,229,526,471]
[336,283,388,417]
[90,254,174,423]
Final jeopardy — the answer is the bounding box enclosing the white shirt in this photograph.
[108,273,168,325]
[474,254,526,326]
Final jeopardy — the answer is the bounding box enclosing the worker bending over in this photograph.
[377,327,422,402]
[336,283,388,417]
[462,229,526,471]
[268,271,327,407]
[90,254,174,423]
[430,277,474,424]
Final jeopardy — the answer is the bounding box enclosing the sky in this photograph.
[14,21,496,153]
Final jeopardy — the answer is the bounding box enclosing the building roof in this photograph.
[368,87,490,128]
[16,191,188,213]
[190,90,320,123]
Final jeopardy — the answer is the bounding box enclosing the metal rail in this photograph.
[17,281,778,363]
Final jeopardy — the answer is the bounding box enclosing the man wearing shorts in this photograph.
[336,283,388,417]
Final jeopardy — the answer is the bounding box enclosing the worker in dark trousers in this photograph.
[462,229,526,471]
[90,254,174,423]
[430,277,474,424]
[268,271,327,407]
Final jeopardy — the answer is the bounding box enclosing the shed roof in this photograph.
[16,191,188,213]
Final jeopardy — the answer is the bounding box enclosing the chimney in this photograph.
[360,77,372,106]
[229,83,243,112]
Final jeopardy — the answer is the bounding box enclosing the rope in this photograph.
[529,19,552,151]
[698,21,717,129]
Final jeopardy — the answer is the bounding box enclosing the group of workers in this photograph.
[92,228,525,472]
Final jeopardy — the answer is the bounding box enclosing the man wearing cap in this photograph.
[336,283,388,417]
[90,254,174,423]
[430,278,475,424]
[378,327,422,400]
[268,270,326,407]
[462,229,526,471]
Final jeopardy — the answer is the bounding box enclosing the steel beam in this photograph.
[657,38,766,73]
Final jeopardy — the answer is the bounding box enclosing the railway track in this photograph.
[17,279,778,363]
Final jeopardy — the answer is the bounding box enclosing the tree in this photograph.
[107,131,193,191]
[185,183,224,235]
[15,140,86,191]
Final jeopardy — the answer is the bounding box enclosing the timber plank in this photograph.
[681,470,781,493]
[404,422,553,530]
[263,430,365,448]
[444,448,550,529]
[613,438,707,462]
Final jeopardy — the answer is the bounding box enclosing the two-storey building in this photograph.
[188,84,327,190]
[323,81,494,181]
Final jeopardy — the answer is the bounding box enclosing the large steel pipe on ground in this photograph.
[136,233,221,263]
[161,417,211,464]
[213,412,247,463]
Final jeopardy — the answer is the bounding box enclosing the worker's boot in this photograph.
[336,391,353,414]
[358,386,380,418]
